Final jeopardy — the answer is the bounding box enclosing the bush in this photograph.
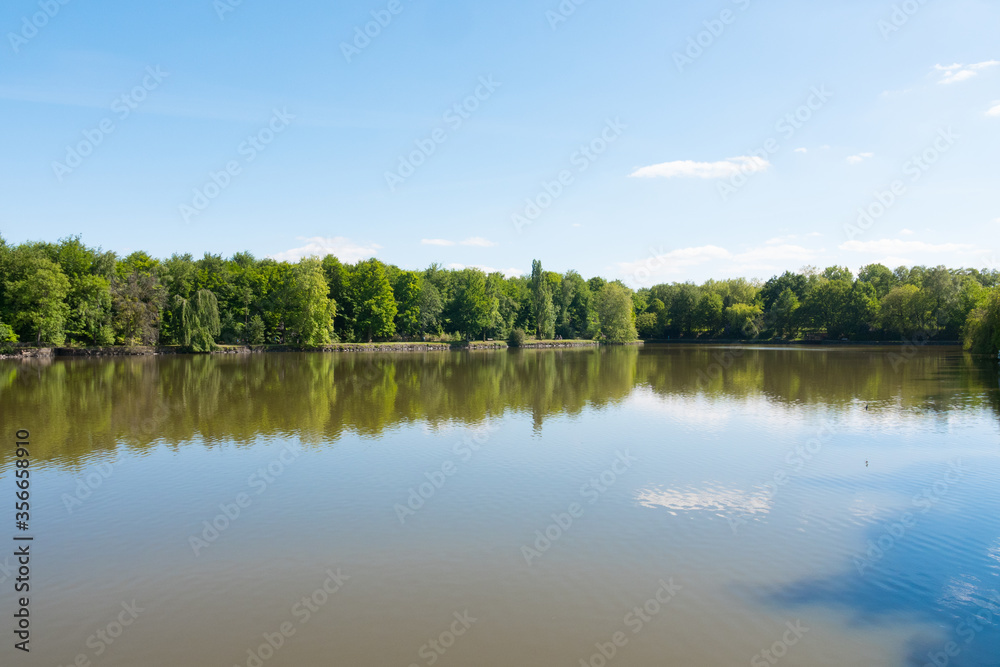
[507,327,526,348]
[0,322,17,354]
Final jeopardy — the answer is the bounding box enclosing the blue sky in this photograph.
[1,0,997,286]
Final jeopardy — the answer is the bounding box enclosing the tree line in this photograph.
[0,235,997,353]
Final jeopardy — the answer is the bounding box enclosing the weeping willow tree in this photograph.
[173,289,221,352]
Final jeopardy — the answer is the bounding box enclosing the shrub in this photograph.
[507,327,526,348]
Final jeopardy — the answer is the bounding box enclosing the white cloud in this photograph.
[934,60,999,84]
[618,242,821,284]
[900,228,914,235]
[730,244,819,271]
[460,237,497,247]
[847,152,874,164]
[794,147,808,154]
[629,156,770,179]
[987,101,1000,117]
[423,237,497,247]
[270,236,380,263]
[617,245,731,280]
[839,239,977,254]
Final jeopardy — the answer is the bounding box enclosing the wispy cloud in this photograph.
[422,237,497,247]
[794,147,808,154]
[617,242,820,283]
[847,152,874,164]
[934,60,999,85]
[629,156,770,179]
[270,237,380,263]
[987,101,1000,117]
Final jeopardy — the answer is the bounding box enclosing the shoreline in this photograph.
[642,339,962,346]
[0,338,970,360]
[0,339,612,359]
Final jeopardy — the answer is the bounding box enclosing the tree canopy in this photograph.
[0,236,998,353]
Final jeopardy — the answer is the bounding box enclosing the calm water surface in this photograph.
[1,346,999,666]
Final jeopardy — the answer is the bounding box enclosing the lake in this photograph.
[1,346,999,666]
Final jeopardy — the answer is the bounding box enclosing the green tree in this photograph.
[70,274,115,345]
[636,312,659,339]
[760,271,809,312]
[174,289,221,351]
[391,270,422,338]
[843,281,880,337]
[417,281,444,337]
[350,259,397,342]
[962,288,1000,354]
[858,263,897,300]
[694,292,724,335]
[670,283,699,336]
[879,284,933,337]
[4,254,71,345]
[726,303,763,338]
[451,269,490,340]
[771,288,800,338]
[112,272,167,345]
[0,319,16,350]
[247,314,266,345]
[289,258,336,346]
[530,260,556,339]
[596,282,637,343]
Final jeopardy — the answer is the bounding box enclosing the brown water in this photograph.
[1,346,999,666]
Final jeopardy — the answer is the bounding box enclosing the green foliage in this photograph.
[596,283,637,343]
[3,251,71,345]
[636,312,659,339]
[248,314,266,345]
[858,263,897,299]
[695,292,724,335]
[289,258,336,346]
[174,289,222,352]
[112,272,167,345]
[391,269,422,338]
[530,260,556,339]
[417,281,444,336]
[0,320,17,353]
[726,303,763,338]
[0,235,993,349]
[879,284,933,337]
[350,259,397,342]
[451,269,490,340]
[507,327,526,348]
[771,288,800,338]
[962,288,1000,355]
